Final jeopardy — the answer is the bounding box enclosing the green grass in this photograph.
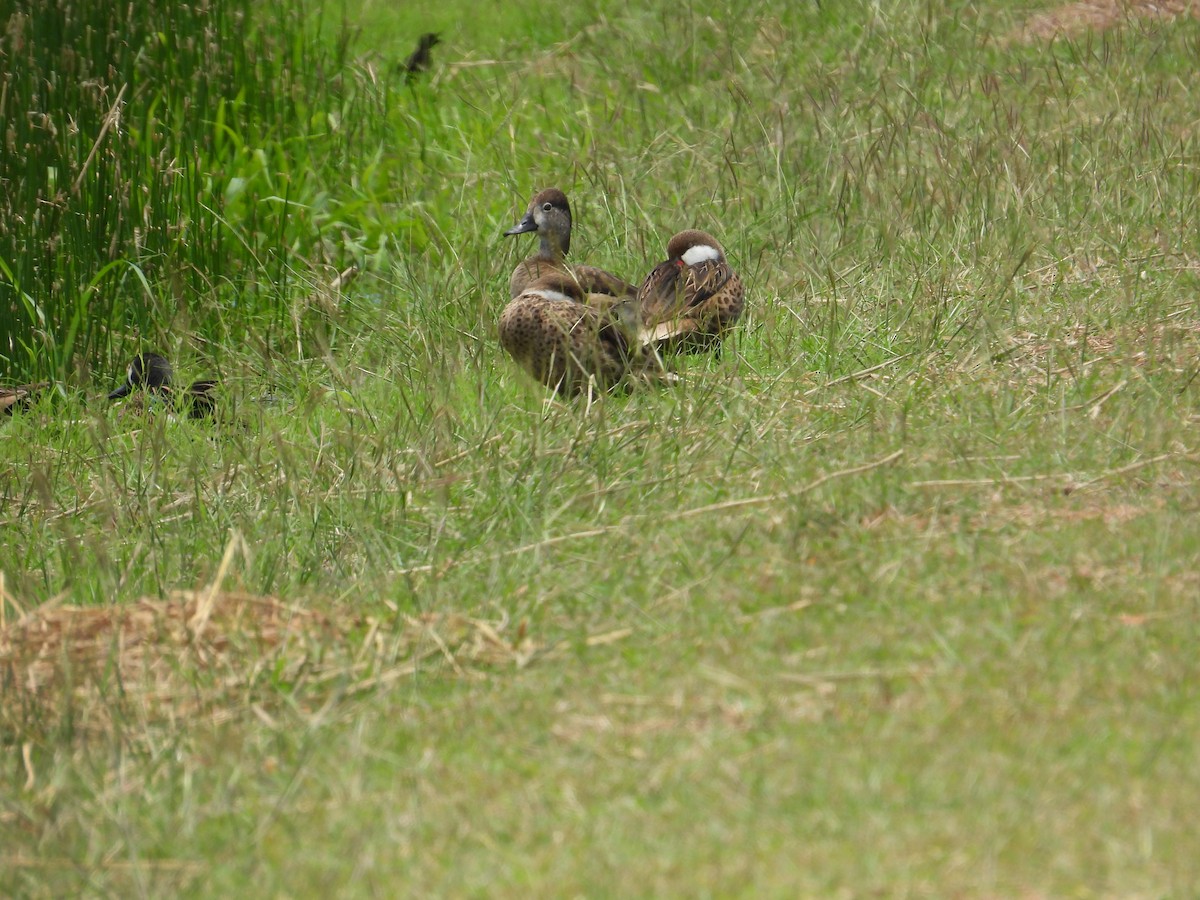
[3,0,1200,895]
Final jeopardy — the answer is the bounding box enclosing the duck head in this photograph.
[505,188,573,257]
[108,352,173,399]
[665,229,725,266]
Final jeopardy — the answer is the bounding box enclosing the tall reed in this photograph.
[0,0,367,381]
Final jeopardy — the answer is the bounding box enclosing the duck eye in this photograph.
[542,202,553,211]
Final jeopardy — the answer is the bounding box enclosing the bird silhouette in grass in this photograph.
[402,33,441,83]
[108,353,218,420]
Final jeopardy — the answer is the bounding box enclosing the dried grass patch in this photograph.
[0,589,342,740]
[0,586,540,743]
[860,495,1156,536]
[1010,0,1200,43]
[866,456,1198,536]
[994,318,1200,382]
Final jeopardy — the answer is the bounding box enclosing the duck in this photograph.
[505,188,638,303]
[108,353,218,419]
[636,229,745,354]
[1,381,51,416]
[498,272,642,396]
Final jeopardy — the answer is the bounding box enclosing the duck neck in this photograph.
[538,230,569,261]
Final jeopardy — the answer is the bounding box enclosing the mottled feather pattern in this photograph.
[636,230,745,353]
[500,201,746,393]
[498,274,634,396]
[638,258,732,319]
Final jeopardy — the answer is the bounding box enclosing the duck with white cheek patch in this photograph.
[637,229,745,355]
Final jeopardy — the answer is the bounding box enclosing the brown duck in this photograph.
[637,229,745,353]
[1,381,50,415]
[498,272,641,396]
[505,188,637,304]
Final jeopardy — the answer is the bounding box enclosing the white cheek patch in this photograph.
[681,244,721,265]
[529,289,576,303]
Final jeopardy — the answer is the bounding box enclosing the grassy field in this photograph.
[3,0,1200,895]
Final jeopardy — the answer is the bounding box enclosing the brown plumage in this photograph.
[505,188,637,302]
[498,272,638,396]
[1,381,50,415]
[637,229,745,353]
[403,33,441,82]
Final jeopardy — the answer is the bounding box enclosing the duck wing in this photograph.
[573,265,637,299]
[637,258,731,320]
[680,259,732,310]
[636,259,686,323]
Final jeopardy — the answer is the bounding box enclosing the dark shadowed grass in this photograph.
[3,0,1200,895]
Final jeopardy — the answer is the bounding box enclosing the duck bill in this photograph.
[108,382,134,400]
[504,212,537,236]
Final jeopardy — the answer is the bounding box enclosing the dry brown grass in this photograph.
[0,583,541,744]
[992,315,1200,381]
[0,588,343,741]
[1011,0,1200,43]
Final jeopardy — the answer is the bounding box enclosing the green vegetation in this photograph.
[0,0,370,376]
[2,0,1199,895]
